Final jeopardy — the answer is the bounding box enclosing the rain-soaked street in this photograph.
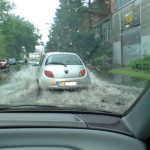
[0,65,145,114]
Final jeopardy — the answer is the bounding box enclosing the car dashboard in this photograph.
[0,112,146,150]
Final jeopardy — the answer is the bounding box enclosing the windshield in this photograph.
[0,0,149,115]
[45,54,82,65]
[9,58,16,61]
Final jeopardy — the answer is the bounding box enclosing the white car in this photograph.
[28,60,39,66]
[37,52,91,90]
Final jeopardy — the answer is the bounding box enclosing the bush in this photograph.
[130,56,150,71]
[91,55,111,69]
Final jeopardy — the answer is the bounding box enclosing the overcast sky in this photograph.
[10,0,59,44]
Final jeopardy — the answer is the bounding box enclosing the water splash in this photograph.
[0,66,144,114]
[0,66,38,104]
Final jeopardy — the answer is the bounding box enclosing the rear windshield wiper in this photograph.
[46,62,67,67]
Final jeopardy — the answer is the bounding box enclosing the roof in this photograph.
[45,52,77,56]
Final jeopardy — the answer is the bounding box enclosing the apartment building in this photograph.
[112,0,150,65]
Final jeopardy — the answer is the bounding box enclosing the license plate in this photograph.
[56,81,77,86]
[65,82,77,86]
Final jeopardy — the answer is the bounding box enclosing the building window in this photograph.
[102,21,111,42]
[114,0,133,10]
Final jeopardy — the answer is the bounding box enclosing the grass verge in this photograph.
[110,67,150,81]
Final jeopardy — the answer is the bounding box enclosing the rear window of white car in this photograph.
[45,54,82,65]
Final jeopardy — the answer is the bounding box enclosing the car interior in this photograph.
[0,0,150,149]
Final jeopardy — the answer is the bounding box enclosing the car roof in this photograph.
[45,52,78,57]
[9,58,16,60]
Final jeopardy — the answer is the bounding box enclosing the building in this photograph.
[82,0,112,29]
[112,0,150,65]
[28,52,41,61]
[83,0,150,65]
[113,0,133,10]
[88,0,112,44]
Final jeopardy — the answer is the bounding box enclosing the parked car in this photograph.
[28,60,39,66]
[18,59,28,64]
[8,58,17,65]
[37,52,91,90]
[28,58,40,66]
[18,60,25,64]
[0,59,9,69]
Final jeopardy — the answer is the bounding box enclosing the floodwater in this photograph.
[0,66,146,114]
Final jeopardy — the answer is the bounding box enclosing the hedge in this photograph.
[130,56,150,71]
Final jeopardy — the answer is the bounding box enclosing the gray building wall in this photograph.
[112,41,121,64]
[142,35,150,56]
[122,26,142,65]
[112,9,121,65]
[141,0,150,56]
[112,0,150,65]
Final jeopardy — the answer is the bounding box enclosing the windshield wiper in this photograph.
[46,62,67,67]
[0,104,87,111]
[0,104,118,115]
[0,104,62,111]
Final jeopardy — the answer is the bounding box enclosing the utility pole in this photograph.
[120,30,123,67]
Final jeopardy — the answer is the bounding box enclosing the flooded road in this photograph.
[0,66,21,85]
[0,70,9,85]
[0,66,146,114]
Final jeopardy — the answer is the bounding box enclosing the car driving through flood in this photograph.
[37,52,91,90]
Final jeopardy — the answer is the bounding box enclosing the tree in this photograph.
[0,33,7,57]
[0,0,15,58]
[46,0,98,59]
[46,0,84,50]
[46,0,112,61]
[0,0,15,22]
[1,15,40,58]
[0,0,40,58]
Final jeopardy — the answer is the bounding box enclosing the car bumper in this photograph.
[0,65,7,69]
[9,63,17,65]
[38,75,91,90]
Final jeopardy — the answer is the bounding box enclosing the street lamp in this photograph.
[40,41,44,54]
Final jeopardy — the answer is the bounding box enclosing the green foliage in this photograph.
[46,0,85,52]
[46,0,112,62]
[0,0,12,58]
[46,0,101,61]
[111,67,150,81]
[0,0,15,21]
[0,33,7,57]
[90,41,112,57]
[70,30,98,58]
[130,56,150,71]
[0,0,40,59]
[1,15,40,58]
[91,55,111,69]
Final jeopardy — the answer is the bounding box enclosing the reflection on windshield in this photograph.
[0,0,149,114]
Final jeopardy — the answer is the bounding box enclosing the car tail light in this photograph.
[44,70,54,78]
[79,70,86,77]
